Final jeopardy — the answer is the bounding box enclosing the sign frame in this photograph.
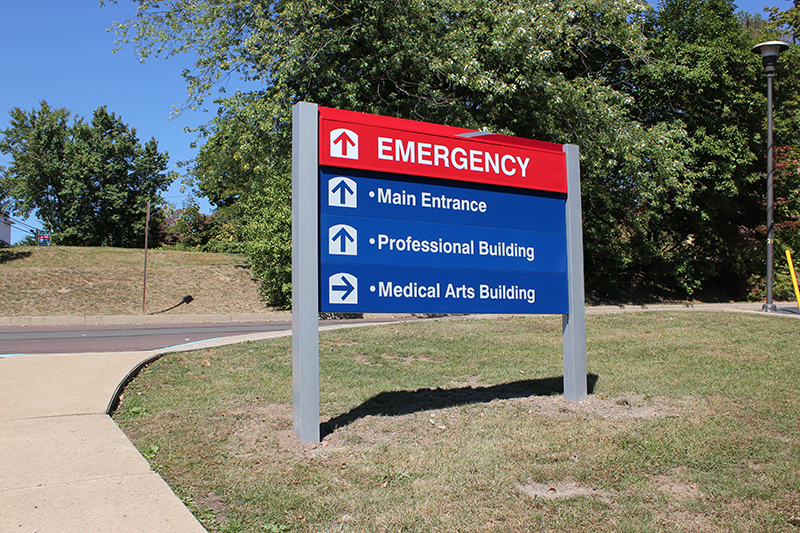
[292,102,586,443]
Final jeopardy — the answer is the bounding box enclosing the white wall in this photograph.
[0,216,11,246]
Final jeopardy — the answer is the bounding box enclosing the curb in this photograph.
[0,312,292,327]
[1,303,797,328]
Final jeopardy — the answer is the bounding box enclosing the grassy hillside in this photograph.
[0,246,273,317]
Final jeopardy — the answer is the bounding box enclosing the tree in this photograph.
[110,0,798,304]
[0,168,11,217]
[767,0,800,43]
[192,92,292,304]
[113,0,679,304]
[0,101,173,247]
[603,0,769,294]
[160,198,245,253]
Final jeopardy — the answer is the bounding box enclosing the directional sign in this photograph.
[319,164,569,314]
[292,102,587,443]
[319,264,567,314]
[321,214,566,272]
[317,106,575,315]
[321,168,565,232]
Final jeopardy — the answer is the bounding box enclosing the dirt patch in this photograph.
[653,468,702,502]
[653,510,720,533]
[350,352,441,366]
[647,467,719,532]
[516,480,611,502]
[227,403,333,458]
[228,404,292,452]
[350,354,382,366]
[517,394,687,420]
[196,492,230,515]
[380,352,440,364]
[226,393,688,463]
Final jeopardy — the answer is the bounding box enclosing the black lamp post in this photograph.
[752,40,789,313]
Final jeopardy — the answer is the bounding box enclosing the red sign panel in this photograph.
[318,106,567,194]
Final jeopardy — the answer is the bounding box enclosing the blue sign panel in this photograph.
[320,214,567,273]
[320,167,566,233]
[320,264,568,314]
[318,166,569,314]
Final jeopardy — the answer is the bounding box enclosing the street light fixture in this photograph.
[752,40,789,313]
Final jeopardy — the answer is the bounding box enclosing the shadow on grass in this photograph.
[321,373,599,438]
[150,295,194,315]
[0,249,32,264]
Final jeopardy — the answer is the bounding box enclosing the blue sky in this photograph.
[0,0,794,242]
[0,0,251,242]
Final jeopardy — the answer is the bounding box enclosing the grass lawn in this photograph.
[114,311,800,532]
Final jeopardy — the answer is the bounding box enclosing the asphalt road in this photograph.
[2,305,796,357]
[0,322,294,355]
[0,316,420,356]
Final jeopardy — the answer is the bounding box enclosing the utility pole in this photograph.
[142,199,151,314]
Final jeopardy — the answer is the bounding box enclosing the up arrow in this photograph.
[330,128,358,160]
[333,130,356,157]
[331,226,355,253]
[331,179,354,205]
[328,176,357,208]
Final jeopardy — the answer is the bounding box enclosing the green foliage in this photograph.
[0,101,173,247]
[616,0,768,294]
[200,204,248,254]
[160,200,210,249]
[16,234,39,247]
[111,0,800,304]
[774,146,800,249]
[188,92,289,297]
[767,146,800,302]
[766,0,800,43]
[160,199,246,253]
[243,182,292,309]
[0,167,11,216]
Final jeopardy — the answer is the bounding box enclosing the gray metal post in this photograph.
[751,40,788,312]
[292,101,321,443]
[562,144,587,401]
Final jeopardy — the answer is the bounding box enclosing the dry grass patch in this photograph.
[0,246,272,316]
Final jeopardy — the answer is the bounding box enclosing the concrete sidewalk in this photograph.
[1,303,796,532]
[0,318,423,532]
[0,328,301,533]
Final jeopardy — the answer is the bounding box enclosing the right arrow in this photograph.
[331,275,355,301]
